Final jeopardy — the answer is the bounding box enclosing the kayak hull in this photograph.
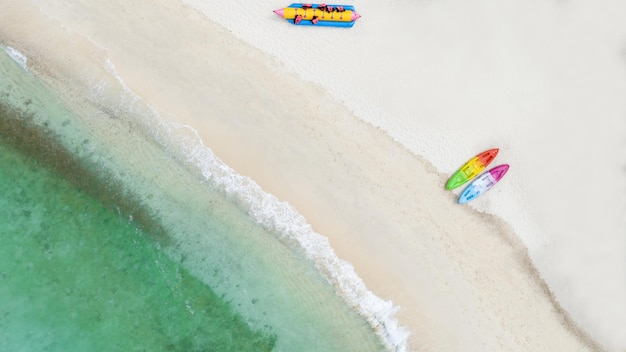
[445,148,499,190]
[458,164,509,204]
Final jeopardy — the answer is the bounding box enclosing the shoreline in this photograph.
[1,0,617,350]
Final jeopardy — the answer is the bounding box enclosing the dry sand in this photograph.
[0,0,614,350]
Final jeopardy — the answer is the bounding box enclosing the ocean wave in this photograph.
[4,46,28,72]
[102,59,410,352]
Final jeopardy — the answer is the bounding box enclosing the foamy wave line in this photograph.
[4,46,29,72]
[185,137,410,352]
[101,60,410,352]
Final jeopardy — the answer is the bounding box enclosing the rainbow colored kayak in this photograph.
[273,3,361,27]
[458,164,509,204]
[445,148,499,190]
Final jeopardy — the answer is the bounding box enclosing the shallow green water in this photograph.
[0,115,277,351]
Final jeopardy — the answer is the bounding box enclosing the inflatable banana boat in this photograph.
[273,3,361,27]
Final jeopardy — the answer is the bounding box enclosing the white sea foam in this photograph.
[4,46,28,72]
[101,59,410,352]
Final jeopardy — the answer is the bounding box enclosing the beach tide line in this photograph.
[188,136,411,352]
[4,46,28,72]
[98,57,410,352]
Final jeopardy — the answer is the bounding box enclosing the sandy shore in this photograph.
[199,4,626,349]
[1,0,615,350]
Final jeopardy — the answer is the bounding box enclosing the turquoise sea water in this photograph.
[0,120,276,351]
[0,47,385,351]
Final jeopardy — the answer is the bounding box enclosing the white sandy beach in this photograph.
[2,0,625,350]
